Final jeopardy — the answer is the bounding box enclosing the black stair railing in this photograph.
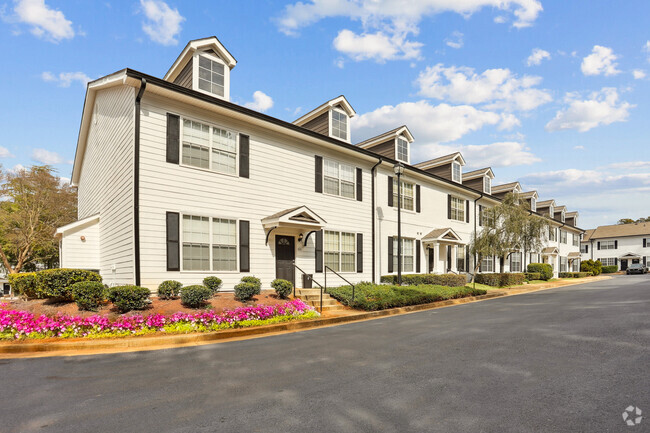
[324,266,356,303]
[293,262,325,312]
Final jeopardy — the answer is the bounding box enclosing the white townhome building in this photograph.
[55,36,583,291]
[581,222,650,270]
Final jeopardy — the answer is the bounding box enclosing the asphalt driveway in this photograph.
[1,275,648,432]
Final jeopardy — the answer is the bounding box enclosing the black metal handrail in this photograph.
[293,263,325,312]
[324,266,356,302]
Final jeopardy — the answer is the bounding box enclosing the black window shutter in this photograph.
[315,230,323,272]
[416,185,421,213]
[239,134,250,178]
[387,237,394,273]
[614,257,618,265]
[447,246,452,272]
[492,256,496,271]
[614,240,618,249]
[166,212,180,271]
[479,205,483,226]
[643,238,646,248]
[416,240,421,273]
[465,249,469,273]
[597,241,601,250]
[387,176,394,207]
[314,156,323,193]
[239,220,250,272]
[356,233,363,273]
[585,245,588,253]
[356,168,363,201]
[166,113,180,164]
[465,200,470,223]
[643,256,647,266]
[447,195,452,219]
[428,248,434,273]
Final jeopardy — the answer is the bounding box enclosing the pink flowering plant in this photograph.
[0,299,318,340]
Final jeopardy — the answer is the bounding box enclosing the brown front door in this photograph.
[275,235,295,287]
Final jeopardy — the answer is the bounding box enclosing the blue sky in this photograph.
[0,0,648,228]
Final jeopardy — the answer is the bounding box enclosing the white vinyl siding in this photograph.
[324,159,355,199]
[393,179,414,211]
[182,215,237,272]
[331,109,348,140]
[182,118,237,175]
[600,240,616,250]
[324,230,356,272]
[396,137,409,163]
[392,237,414,273]
[450,196,465,221]
[198,55,225,97]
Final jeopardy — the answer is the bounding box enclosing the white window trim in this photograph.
[179,212,240,273]
[178,114,240,178]
[481,255,494,272]
[483,176,491,194]
[395,136,409,164]
[392,178,416,212]
[323,229,357,273]
[322,158,357,201]
[451,161,462,183]
[600,240,616,250]
[450,195,466,222]
[561,210,566,223]
[192,51,230,101]
[549,206,554,217]
[329,107,350,143]
[392,236,415,274]
[530,197,536,212]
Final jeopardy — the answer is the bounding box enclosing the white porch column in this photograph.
[452,245,458,272]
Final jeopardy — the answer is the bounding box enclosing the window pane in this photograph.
[198,56,225,97]
[183,215,209,243]
[213,245,237,271]
[324,160,339,178]
[212,219,236,245]
[397,138,409,162]
[341,181,355,198]
[324,177,339,195]
[183,244,210,271]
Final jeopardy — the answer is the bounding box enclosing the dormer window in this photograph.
[531,197,536,212]
[396,137,409,163]
[549,205,554,216]
[331,108,348,141]
[452,162,462,183]
[483,176,491,194]
[561,210,565,222]
[197,55,226,97]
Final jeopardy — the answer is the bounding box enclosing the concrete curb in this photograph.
[0,292,505,359]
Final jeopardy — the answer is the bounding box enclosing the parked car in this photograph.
[626,263,647,275]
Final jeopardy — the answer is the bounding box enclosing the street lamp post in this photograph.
[394,162,404,285]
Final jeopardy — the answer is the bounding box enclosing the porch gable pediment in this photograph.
[262,205,326,229]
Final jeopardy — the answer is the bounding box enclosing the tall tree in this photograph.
[0,165,77,274]
[618,218,636,225]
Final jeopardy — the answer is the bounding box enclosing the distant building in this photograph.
[581,222,650,270]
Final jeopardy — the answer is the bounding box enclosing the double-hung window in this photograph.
[450,196,465,221]
[560,256,568,272]
[182,215,237,271]
[483,176,491,194]
[580,244,588,253]
[393,179,414,211]
[599,257,616,266]
[324,231,356,272]
[480,256,494,272]
[324,159,355,199]
[182,118,237,175]
[452,162,462,183]
[530,197,536,212]
[457,245,466,272]
[572,259,580,272]
[560,230,567,244]
[530,253,540,264]
[600,240,616,250]
[572,234,579,247]
[331,109,348,140]
[198,55,225,97]
[396,137,409,163]
[392,237,414,273]
[549,227,556,241]
[510,252,522,272]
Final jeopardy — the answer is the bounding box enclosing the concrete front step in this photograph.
[294,288,344,311]
[304,299,339,307]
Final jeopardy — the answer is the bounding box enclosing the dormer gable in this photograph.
[520,191,539,212]
[554,205,567,223]
[566,211,579,227]
[491,181,522,199]
[356,125,414,164]
[413,152,466,183]
[462,167,494,194]
[164,37,237,101]
[293,96,355,143]
[536,199,556,218]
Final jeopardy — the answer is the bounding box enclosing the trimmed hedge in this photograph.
[35,268,102,301]
[525,272,541,281]
[601,265,618,274]
[7,273,39,299]
[527,263,553,281]
[328,282,486,311]
[580,259,602,276]
[240,276,262,291]
[475,273,526,287]
[158,280,182,300]
[71,281,106,312]
[234,282,260,302]
[559,272,593,278]
[380,273,467,287]
[203,277,222,295]
[180,285,212,308]
[271,279,293,299]
[108,285,150,313]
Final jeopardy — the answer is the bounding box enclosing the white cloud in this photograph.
[445,31,463,49]
[276,0,542,62]
[521,168,650,193]
[140,0,184,46]
[422,141,540,168]
[0,146,13,158]
[632,69,646,79]
[644,41,650,60]
[244,91,274,112]
[352,100,501,145]
[607,161,650,170]
[545,88,633,132]
[333,29,422,62]
[41,71,91,87]
[581,45,621,76]
[526,48,550,66]
[573,145,585,150]
[415,64,552,111]
[10,164,26,173]
[498,113,521,130]
[31,148,70,165]
[12,0,74,42]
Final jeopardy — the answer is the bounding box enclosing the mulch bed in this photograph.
[2,290,287,320]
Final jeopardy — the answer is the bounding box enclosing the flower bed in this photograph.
[0,300,318,340]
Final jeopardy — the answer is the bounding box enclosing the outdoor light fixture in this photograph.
[394,162,404,285]
[298,233,304,243]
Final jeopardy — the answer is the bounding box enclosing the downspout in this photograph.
[472,193,484,281]
[371,157,383,284]
[134,78,147,286]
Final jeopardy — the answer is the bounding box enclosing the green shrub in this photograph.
[525,272,541,281]
[71,281,106,311]
[234,282,260,302]
[475,273,526,287]
[35,268,102,301]
[7,273,39,298]
[158,280,182,299]
[527,263,553,280]
[240,276,262,291]
[558,272,573,278]
[328,283,486,311]
[271,279,293,299]
[107,285,150,313]
[203,277,222,295]
[601,265,618,274]
[380,273,467,287]
[180,285,212,308]
[580,259,602,276]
